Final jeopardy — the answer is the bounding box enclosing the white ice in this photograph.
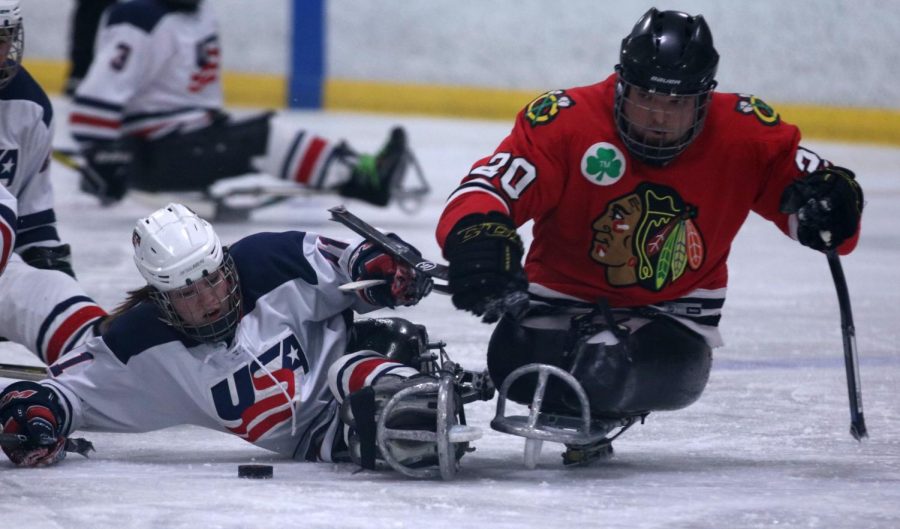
[1,103,899,529]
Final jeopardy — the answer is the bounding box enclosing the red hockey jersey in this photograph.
[437,74,858,318]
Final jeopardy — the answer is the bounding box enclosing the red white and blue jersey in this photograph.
[41,231,385,460]
[437,74,860,345]
[0,67,60,251]
[0,185,16,275]
[70,0,222,146]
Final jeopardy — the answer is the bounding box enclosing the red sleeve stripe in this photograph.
[0,206,14,275]
[293,137,328,185]
[45,306,107,365]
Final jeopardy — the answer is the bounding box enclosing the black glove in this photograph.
[20,244,76,278]
[348,234,431,308]
[79,142,134,205]
[0,381,67,467]
[443,212,528,320]
[780,166,863,251]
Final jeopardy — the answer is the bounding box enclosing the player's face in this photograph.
[620,87,697,147]
[168,269,233,326]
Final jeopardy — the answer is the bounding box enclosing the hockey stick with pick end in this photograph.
[328,206,530,321]
[826,251,867,441]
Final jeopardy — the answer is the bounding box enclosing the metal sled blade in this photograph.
[376,371,481,480]
[490,363,624,468]
[390,149,431,214]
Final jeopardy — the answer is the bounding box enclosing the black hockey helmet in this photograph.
[614,8,720,165]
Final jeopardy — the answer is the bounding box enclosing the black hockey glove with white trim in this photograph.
[0,382,67,467]
[79,141,134,205]
[780,166,863,251]
[348,234,428,308]
[20,244,76,278]
[443,212,527,319]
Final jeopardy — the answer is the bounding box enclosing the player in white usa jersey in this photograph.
[0,1,107,365]
[0,204,471,475]
[70,0,421,212]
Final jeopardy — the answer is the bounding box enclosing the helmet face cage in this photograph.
[150,252,242,343]
[613,8,719,166]
[0,17,23,90]
[614,74,715,166]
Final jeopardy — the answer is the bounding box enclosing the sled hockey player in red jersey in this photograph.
[0,203,478,478]
[0,1,107,364]
[438,8,864,464]
[68,0,426,216]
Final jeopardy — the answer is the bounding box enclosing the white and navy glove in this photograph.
[348,235,430,308]
[0,382,67,467]
[780,166,863,251]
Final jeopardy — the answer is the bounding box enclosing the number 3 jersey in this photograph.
[70,0,223,146]
[437,74,860,345]
[41,231,380,461]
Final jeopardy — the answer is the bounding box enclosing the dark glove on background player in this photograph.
[79,142,134,205]
[780,166,864,251]
[20,244,76,278]
[443,212,528,318]
[0,382,67,467]
[349,235,428,308]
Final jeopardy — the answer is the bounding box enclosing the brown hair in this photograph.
[99,285,155,334]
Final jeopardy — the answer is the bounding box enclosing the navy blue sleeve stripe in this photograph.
[17,209,56,230]
[0,203,15,228]
[73,95,124,113]
[15,226,59,248]
[103,303,198,364]
[278,131,304,180]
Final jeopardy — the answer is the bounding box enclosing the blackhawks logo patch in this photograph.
[589,182,705,291]
[525,90,574,127]
[735,94,780,126]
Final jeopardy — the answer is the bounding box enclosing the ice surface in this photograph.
[1,103,898,529]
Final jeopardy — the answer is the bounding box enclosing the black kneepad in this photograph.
[132,112,273,191]
[571,317,712,416]
[346,318,429,366]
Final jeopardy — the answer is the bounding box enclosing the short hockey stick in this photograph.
[826,251,867,441]
[0,362,47,382]
[328,206,530,321]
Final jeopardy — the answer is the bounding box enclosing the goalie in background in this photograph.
[68,0,425,214]
[437,8,864,462]
[0,203,473,478]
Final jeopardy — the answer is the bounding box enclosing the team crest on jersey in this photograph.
[0,148,18,186]
[735,94,780,126]
[581,142,625,186]
[525,90,574,127]
[210,331,310,442]
[589,182,705,291]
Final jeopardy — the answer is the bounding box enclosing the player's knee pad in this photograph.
[569,316,712,416]
[132,112,272,191]
[346,317,429,368]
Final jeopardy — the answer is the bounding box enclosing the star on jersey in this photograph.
[0,149,18,186]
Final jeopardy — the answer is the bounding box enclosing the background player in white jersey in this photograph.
[70,0,416,210]
[0,184,16,276]
[0,203,467,473]
[0,1,107,365]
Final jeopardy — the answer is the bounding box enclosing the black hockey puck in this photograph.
[238,464,273,479]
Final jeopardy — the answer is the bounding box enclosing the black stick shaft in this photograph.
[826,251,867,440]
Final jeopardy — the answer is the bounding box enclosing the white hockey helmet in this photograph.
[132,203,242,342]
[0,0,23,90]
[133,203,223,290]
